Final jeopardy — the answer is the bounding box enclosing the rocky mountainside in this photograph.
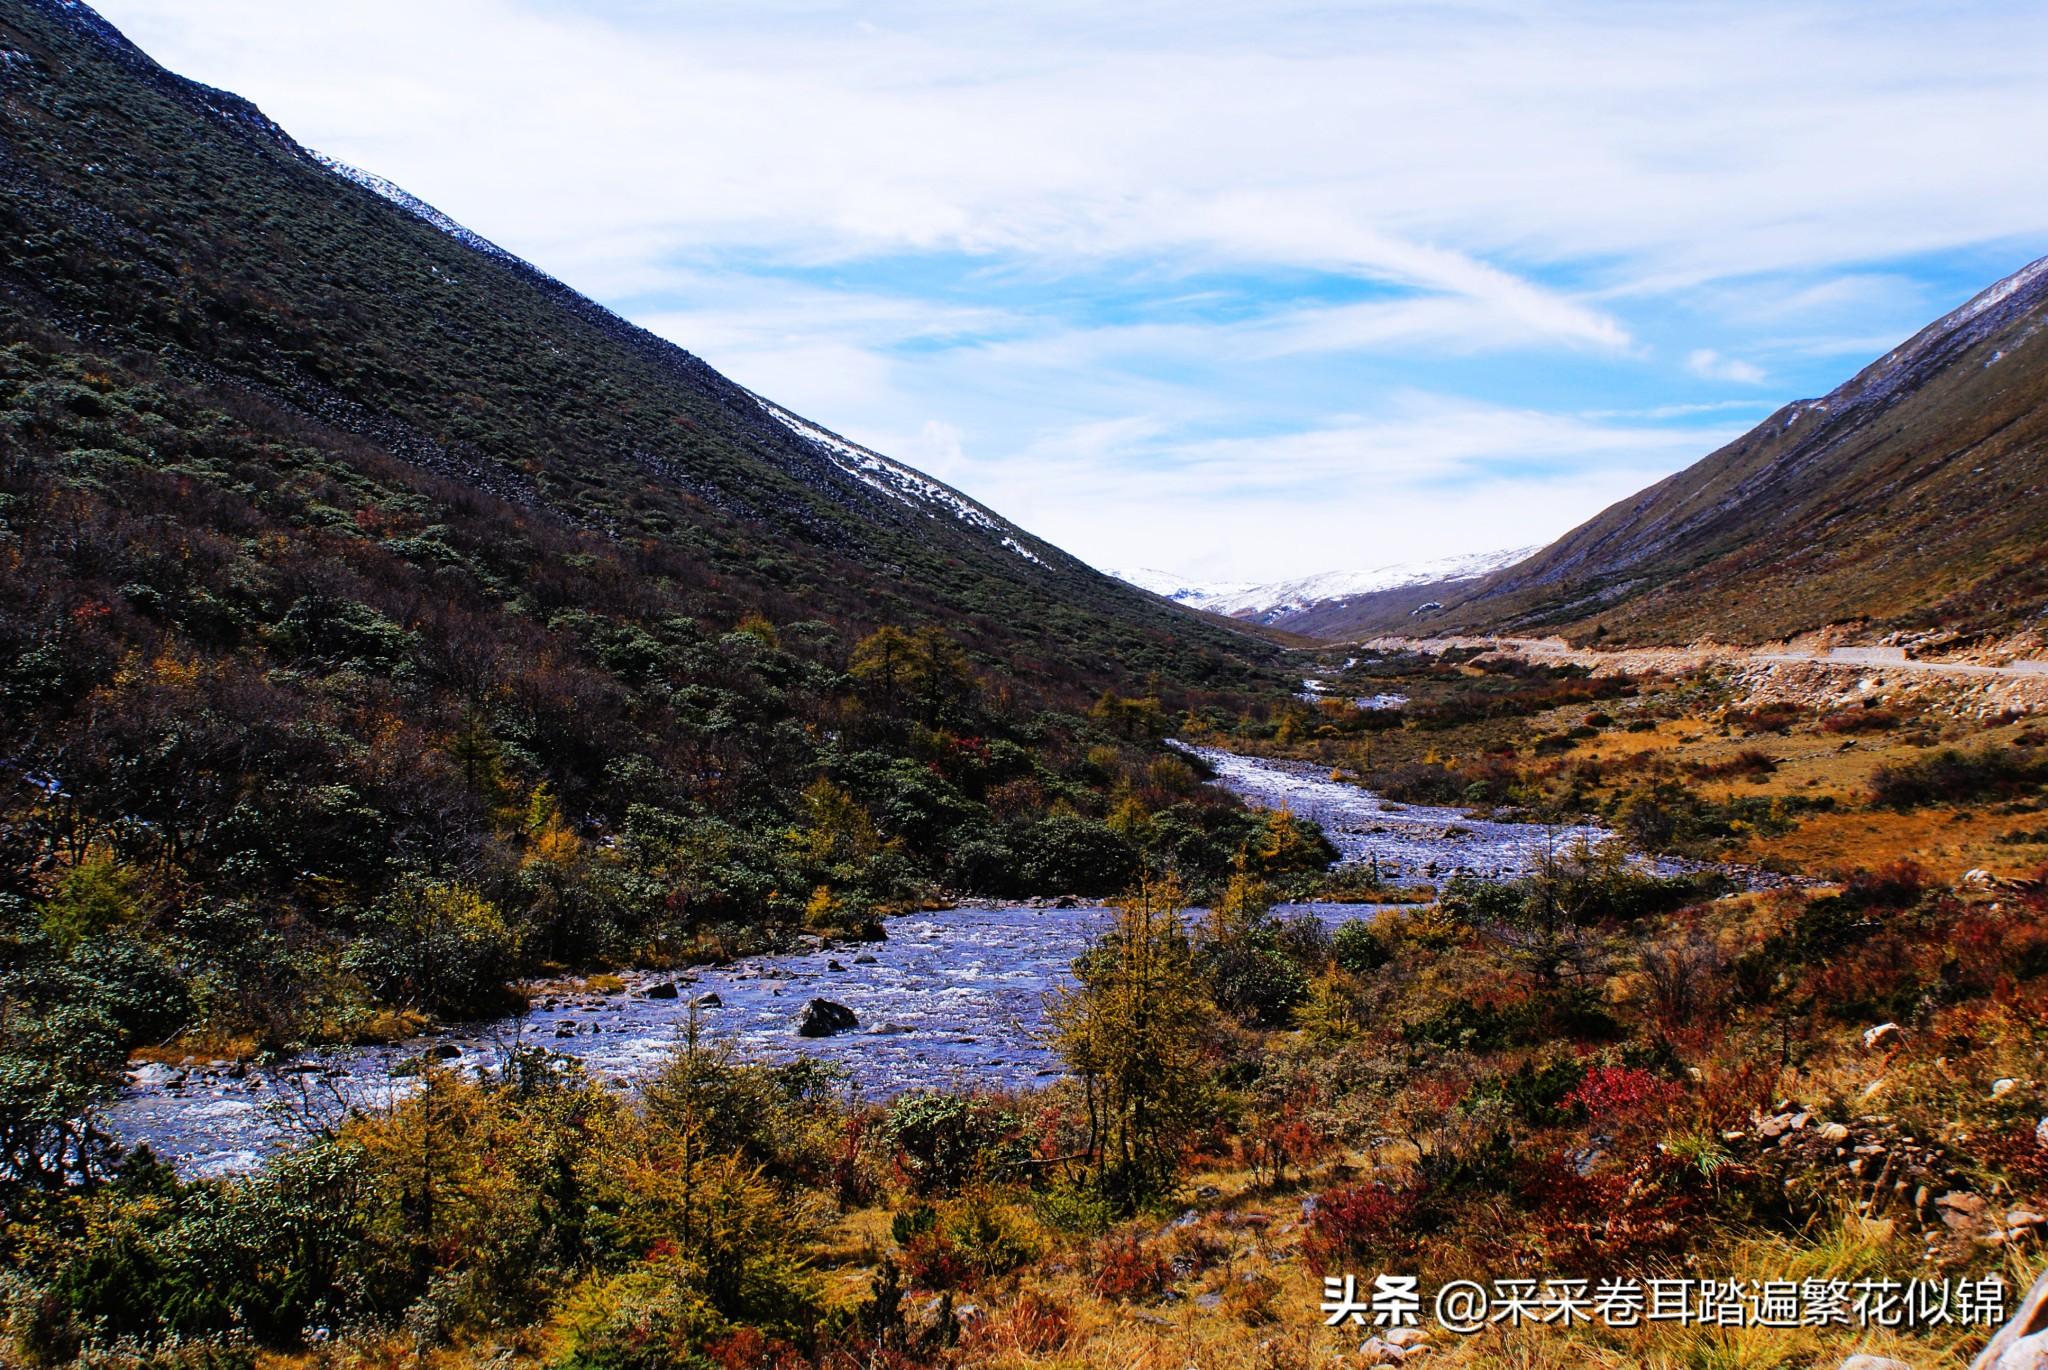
[1383,254,2048,647]
[0,0,1266,688]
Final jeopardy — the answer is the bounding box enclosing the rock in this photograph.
[1820,1122,1851,1142]
[1385,1328,1430,1347]
[1838,1357,1915,1370]
[2036,1116,2048,1150]
[1864,1022,1905,1052]
[1971,1267,2048,1370]
[642,981,679,1000]
[853,954,878,964]
[429,1043,462,1060]
[826,959,847,972]
[692,992,722,1009]
[2009,1209,2045,1229]
[1987,1332,2048,1370]
[1992,1078,2019,1099]
[795,998,858,1037]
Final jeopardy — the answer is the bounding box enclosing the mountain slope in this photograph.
[0,0,1265,686]
[1401,254,2048,646]
[0,0,1307,1055]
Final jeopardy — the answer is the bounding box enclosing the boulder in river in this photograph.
[642,981,680,1000]
[693,992,722,1009]
[796,998,858,1037]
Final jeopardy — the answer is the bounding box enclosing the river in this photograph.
[104,746,1630,1176]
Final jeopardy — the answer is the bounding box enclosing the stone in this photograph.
[1838,1357,1915,1370]
[1385,1328,1430,1347]
[1992,1078,2018,1099]
[1971,1267,2048,1370]
[1820,1122,1852,1142]
[693,992,722,1008]
[2036,1116,2048,1150]
[1985,1331,2048,1370]
[795,998,858,1037]
[1864,1022,1904,1052]
[642,981,679,1000]
[2009,1209,2045,1229]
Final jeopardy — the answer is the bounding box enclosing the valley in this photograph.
[2,2,2047,1368]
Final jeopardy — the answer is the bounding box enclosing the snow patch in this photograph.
[311,152,519,264]
[751,398,1045,568]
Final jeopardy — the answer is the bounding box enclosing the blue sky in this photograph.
[94,0,2048,582]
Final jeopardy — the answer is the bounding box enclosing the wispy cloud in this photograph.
[1685,349,1766,384]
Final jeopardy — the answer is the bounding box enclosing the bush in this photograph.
[1870,748,2047,808]
[1820,707,1901,734]
[1087,1235,1171,1301]
[1029,1183,1115,1237]
[1301,1181,1419,1272]
[879,1093,1021,1196]
[1331,918,1389,975]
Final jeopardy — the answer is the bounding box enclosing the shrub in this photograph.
[1301,1181,1419,1272]
[974,1290,1073,1356]
[1820,707,1901,734]
[1030,1183,1116,1237]
[1870,748,2047,809]
[1331,918,1390,975]
[879,1093,1021,1196]
[1690,748,1777,780]
[1087,1235,1172,1301]
[1564,1065,1683,1132]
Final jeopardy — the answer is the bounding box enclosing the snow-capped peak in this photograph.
[1109,547,1533,621]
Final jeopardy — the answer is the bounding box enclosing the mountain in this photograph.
[0,0,1268,687]
[1379,254,2048,646]
[0,0,1303,1047]
[1110,548,1533,626]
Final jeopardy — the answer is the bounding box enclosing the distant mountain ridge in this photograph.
[1111,548,1533,625]
[1338,253,2048,646]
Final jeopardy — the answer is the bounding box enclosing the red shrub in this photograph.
[1301,1181,1420,1273]
[704,1328,807,1370]
[1520,1155,1700,1269]
[902,1233,971,1291]
[1088,1236,1172,1301]
[1565,1065,1683,1130]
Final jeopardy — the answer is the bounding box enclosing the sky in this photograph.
[91,0,2048,585]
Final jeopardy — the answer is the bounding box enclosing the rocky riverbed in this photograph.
[104,747,1656,1177]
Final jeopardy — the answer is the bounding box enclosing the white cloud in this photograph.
[1685,349,1767,384]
